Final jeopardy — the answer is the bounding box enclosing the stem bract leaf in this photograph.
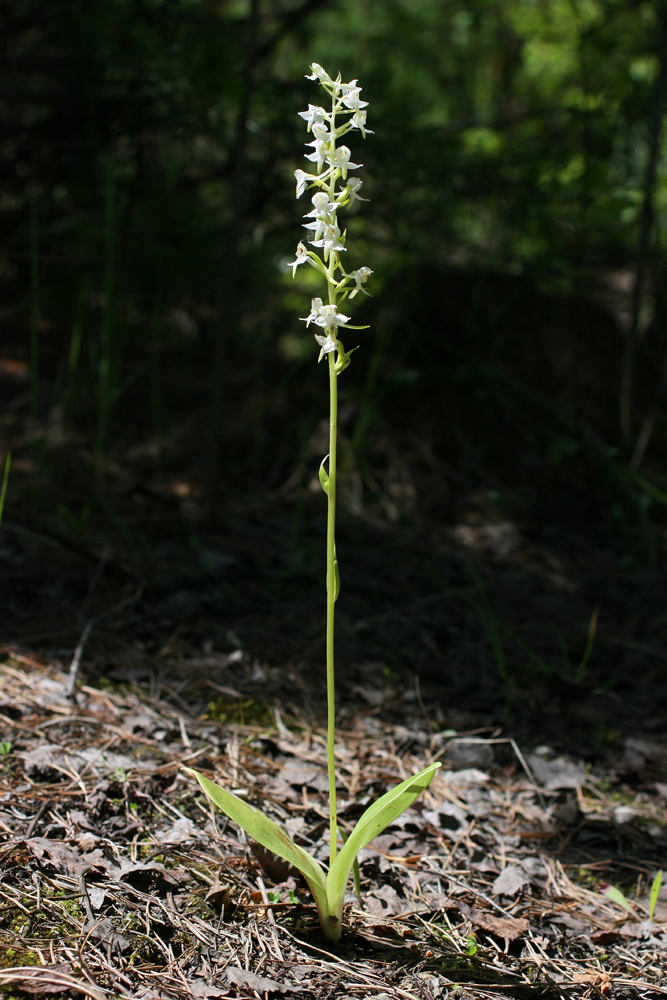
[327,762,440,912]
[319,455,330,494]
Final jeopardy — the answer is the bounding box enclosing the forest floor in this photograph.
[2,475,667,1000]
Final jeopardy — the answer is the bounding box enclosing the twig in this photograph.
[441,870,522,921]
[25,797,52,837]
[66,619,94,699]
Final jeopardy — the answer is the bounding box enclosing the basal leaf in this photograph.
[327,762,440,914]
[184,768,326,898]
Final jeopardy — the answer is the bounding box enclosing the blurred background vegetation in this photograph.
[2,0,667,717]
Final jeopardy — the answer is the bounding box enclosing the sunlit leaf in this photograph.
[650,870,663,922]
[326,762,440,916]
[184,768,327,906]
[603,885,635,915]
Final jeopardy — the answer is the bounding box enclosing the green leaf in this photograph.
[319,455,330,494]
[337,824,362,902]
[603,885,635,915]
[649,870,663,922]
[184,768,327,902]
[326,762,440,918]
[333,340,359,375]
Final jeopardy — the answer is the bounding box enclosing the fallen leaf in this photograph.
[105,858,184,889]
[0,965,73,994]
[226,967,302,994]
[205,879,233,911]
[572,971,611,994]
[189,980,228,998]
[459,903,529,941]
[492,865,530,896]
[527,754,586,790]
[365,884,405,917]
[591,929,620,945]
[250,842,300,883]
[0,966,105,1000]
[422,801,467,835]
[83,917,130,952]
[26,838,107,878]
[159,816,200,844]
[445,768,490,787]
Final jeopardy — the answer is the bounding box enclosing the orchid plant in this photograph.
[186,64,440,943]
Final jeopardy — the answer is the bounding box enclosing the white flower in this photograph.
[317,303,350,329]
[305,138,329,171]
[288,242,309,277]
[311,224,346,255]
[303,191,340,219]
[302,297,323,326]
[303,193,340,242]
[301,298,350,330]
[302,217,329,241]
[341,84,368,111]
[310,122,331,142]
[298,104,328,132]
[306,63,334,85]
[326,145,360,180]
[349,266,373,298]
[350,110,373,137]
[294,168,318,198]
[314,332,337,361]
[336,177,368,203]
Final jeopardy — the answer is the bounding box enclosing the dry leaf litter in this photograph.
[1,653,667,1000]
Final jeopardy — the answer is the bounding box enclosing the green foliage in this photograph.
[649,870,663,922]
[185,760,440,941]
[204,696,273,727]
[603,884,635,915]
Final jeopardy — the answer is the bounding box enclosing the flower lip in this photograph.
[310,224,346,253]
[326,146,361,180]
[303,192,340,219]
[304,138,329,171]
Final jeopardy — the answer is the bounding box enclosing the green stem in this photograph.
[326,84,340,872]
[326,348,338,869]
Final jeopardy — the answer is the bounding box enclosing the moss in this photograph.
[5,915,29,937]
[0,948,40,969]
[203,695,273,726]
